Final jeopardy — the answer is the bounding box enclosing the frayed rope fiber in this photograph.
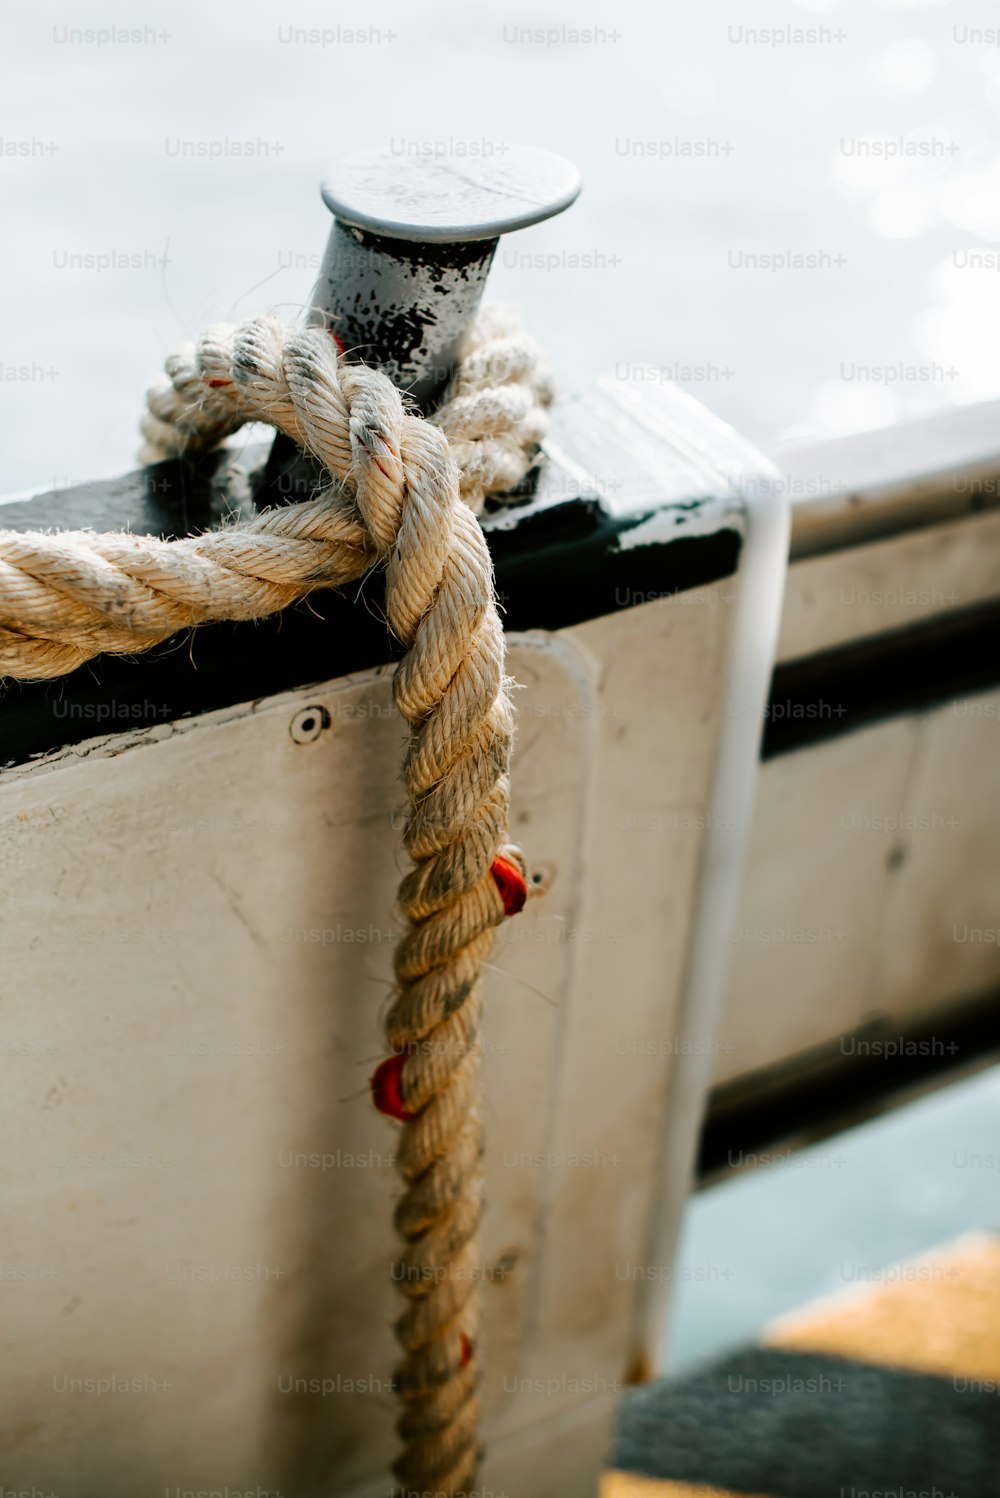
[2,306,550,1495]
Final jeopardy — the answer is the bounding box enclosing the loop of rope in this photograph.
[1,307,550,1496]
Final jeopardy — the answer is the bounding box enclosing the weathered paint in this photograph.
[309,221,498,410]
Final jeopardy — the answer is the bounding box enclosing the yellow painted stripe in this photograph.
[763,1232,1000,1381]
[602,1475,770,1498]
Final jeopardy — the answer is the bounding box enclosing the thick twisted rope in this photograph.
[0,308,550,682]
[1,308,551,1493]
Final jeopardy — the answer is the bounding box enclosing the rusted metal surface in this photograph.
[310,221,497,408]
[312,144,580,407]
[263,144,580,502]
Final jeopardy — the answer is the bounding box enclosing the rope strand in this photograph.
[1,309,548,1495]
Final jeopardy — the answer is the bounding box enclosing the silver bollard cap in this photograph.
[262,143,581,502]
[321,143,582,244]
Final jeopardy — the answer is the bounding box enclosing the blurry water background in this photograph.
[667,1063,1000,1370]
[3,0,999,1373]
[5,0,1000,493]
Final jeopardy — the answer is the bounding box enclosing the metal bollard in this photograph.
[260,143,581,504]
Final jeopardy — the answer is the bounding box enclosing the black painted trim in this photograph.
[0,452,742,768]
[699,989,1000,1181]
[762,600,1000,759]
